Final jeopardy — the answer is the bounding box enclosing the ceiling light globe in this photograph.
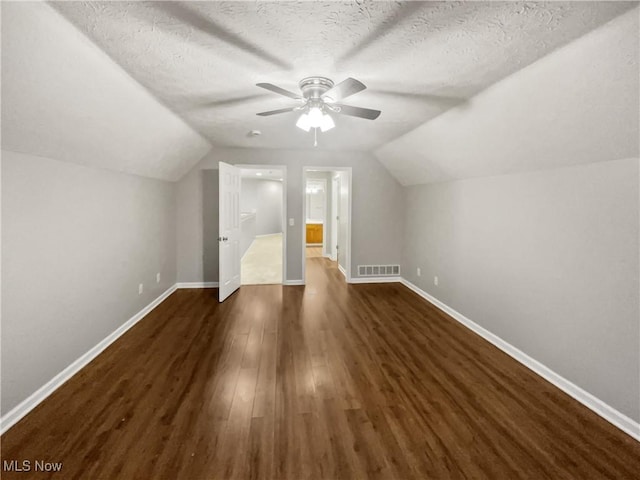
[296,113,311,132]
[320,113,335,132]
[308,107,323,128]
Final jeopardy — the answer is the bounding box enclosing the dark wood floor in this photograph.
[2,257,639,479]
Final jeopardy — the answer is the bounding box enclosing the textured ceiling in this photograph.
[51,1,636,153]
[376,6,639,185]
[1,2,211,181]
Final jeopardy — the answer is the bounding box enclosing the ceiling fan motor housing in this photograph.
[299,76,334,100]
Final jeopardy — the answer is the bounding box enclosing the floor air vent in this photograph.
[358,265,400,277]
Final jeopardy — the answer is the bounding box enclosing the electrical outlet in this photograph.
[138,283,144,295]
[156,272,161,283]
[434,276,439,286]
[417,267,421,277]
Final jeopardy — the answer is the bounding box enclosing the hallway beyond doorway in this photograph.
[306,246,323,258]
[241,233,282,285]
[303,166,351,283]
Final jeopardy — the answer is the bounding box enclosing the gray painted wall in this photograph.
[402,158,640,422]
[176,148,404,282]
[202,170,219,284]
[1,150,177,415]
[176,167,203,283]
[240,178,283,235]
[176,168,220,283]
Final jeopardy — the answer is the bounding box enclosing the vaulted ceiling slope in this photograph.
[1,2,211,181]
[375,6,639,185]
[51,1,634,154]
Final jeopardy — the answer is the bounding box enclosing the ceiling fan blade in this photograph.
[256,83,302,100]
[333,104,381,120]
[256,107,297,116]
[322,78,366,103]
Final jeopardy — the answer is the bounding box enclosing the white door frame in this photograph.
[235,164,287,284]
[319,178,329,257]
[330,175,339,262]
[302,166,352,283]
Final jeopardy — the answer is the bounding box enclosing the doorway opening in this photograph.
[302,167,351,283]
[239,166,286,285]
[217,161,288,302]
[305,178,326,258]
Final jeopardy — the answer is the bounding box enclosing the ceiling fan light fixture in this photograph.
[319,113,335,132]
[307,106,324,127]
[296,113,311,132]
[257,76,380,142]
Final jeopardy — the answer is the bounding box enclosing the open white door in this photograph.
[218,161,241,302]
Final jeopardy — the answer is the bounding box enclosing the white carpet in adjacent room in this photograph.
[241,233,283,285]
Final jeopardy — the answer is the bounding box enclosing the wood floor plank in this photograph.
[251,332,277,419]
[247,416,272,480]
[215,367,260,479]
[343,408,394,479]
[2,258,639,479]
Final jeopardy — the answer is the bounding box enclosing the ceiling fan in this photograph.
[255,76,381,140]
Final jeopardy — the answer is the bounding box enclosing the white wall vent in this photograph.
[358,265,400,277]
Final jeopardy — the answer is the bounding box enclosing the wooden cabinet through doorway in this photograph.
[306,223,323,244]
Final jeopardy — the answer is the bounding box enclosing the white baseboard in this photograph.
[399,278,640,442]
[176,282,218,288]
[306,243,322,247]
[349,276,402,284]
[338,264,346,278]
[0,284,177,435]
[284,279,305,286]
